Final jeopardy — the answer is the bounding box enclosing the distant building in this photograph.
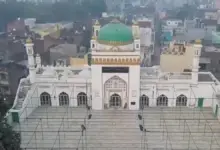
[49,44,86,66]
[160,40,198,72]
[161,19,185,45]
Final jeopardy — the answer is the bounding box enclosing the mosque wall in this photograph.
[191,83,216,107]
[91,65,103,110]
[129,65,140,110]
[36,82,92,107]
[139,83,216,108]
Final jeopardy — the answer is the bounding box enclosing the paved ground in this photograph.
[14,107,220,150]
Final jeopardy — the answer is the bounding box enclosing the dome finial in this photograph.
[26,37,32,44]
[195,39,201,44]
[132,19,138,26]
[95,20,100,25]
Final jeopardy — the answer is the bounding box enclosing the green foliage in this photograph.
[0,0,107,31]
[0,119,21,150]
[0,99,21,150]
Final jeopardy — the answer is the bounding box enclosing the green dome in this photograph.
[97,21,133,46]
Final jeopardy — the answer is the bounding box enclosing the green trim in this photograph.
[198,98,204,108]
[12,112,19,123]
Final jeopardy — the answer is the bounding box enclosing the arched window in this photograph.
[140,95,149,109]
[77,92,87,107]
[176,94,187,106]
[59,92,69,106]
[157,94,168,106]
[40,92,51,106]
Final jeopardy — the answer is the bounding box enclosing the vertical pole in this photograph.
[82,130,84,150]
[188,133,190,150]
[183,120,185,140]
[41,119,43,140]
[58,131,60,150]
[46,107,48,127]
[204,122,206,136]
[166,132,168,150]
[143,109,145,150]
[25,107,28,125]
[141,126,143,150]
[163,120,164,140]
[71,106,73,119]
[67,107,69,128]
[84,118,87,150]
[210,133,214,150]
[63,118,65,139]
[198,109,201,129]
[143,131,145,150]
[35,131,37,150]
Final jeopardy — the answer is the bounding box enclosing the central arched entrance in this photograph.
[109,94,122,108]
[104,76,127,109]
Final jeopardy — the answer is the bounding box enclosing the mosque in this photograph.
[7,19,220,122]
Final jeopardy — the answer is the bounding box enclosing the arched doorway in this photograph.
[40,92,51,106]
[109,94,122,108]
[104,76,127,108]
[77,92,87,107]
[140,95,149,109]
[59,92,69,106]
[157,94,168,106]
[176,94,187,106]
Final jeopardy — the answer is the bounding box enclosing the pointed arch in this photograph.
[157,94,168,106]
[176,94,187,106]
[140,94,149,109]
[59,92,69,106]
[104,76,127,100]
[40,92,51,106]
[77,92,87,107]
[104,76,127,91]
[109,93,122,108]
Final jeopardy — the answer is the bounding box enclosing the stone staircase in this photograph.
[84,110,141,150]
[140,107,220,150]
[15,107,87,150]
[14,107,220,150]
[14,79,31,109]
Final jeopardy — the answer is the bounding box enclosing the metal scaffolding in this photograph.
[138,106,220,150]
[11,81,220,150]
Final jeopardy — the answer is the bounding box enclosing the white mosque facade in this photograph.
[7,20,220,122]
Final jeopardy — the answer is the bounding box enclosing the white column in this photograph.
[93,20,101,38]
[91,64,103,110]
[25,38,36,84]
[129,65,140,110]
[192,42,202,84]
[35,53,41,68]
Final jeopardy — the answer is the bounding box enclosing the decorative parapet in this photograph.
[91,57,140,65]
[97,40,133,46]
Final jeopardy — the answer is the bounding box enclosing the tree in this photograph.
[0,98,21,150]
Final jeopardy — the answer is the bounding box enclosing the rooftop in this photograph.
[173,28,206,42]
